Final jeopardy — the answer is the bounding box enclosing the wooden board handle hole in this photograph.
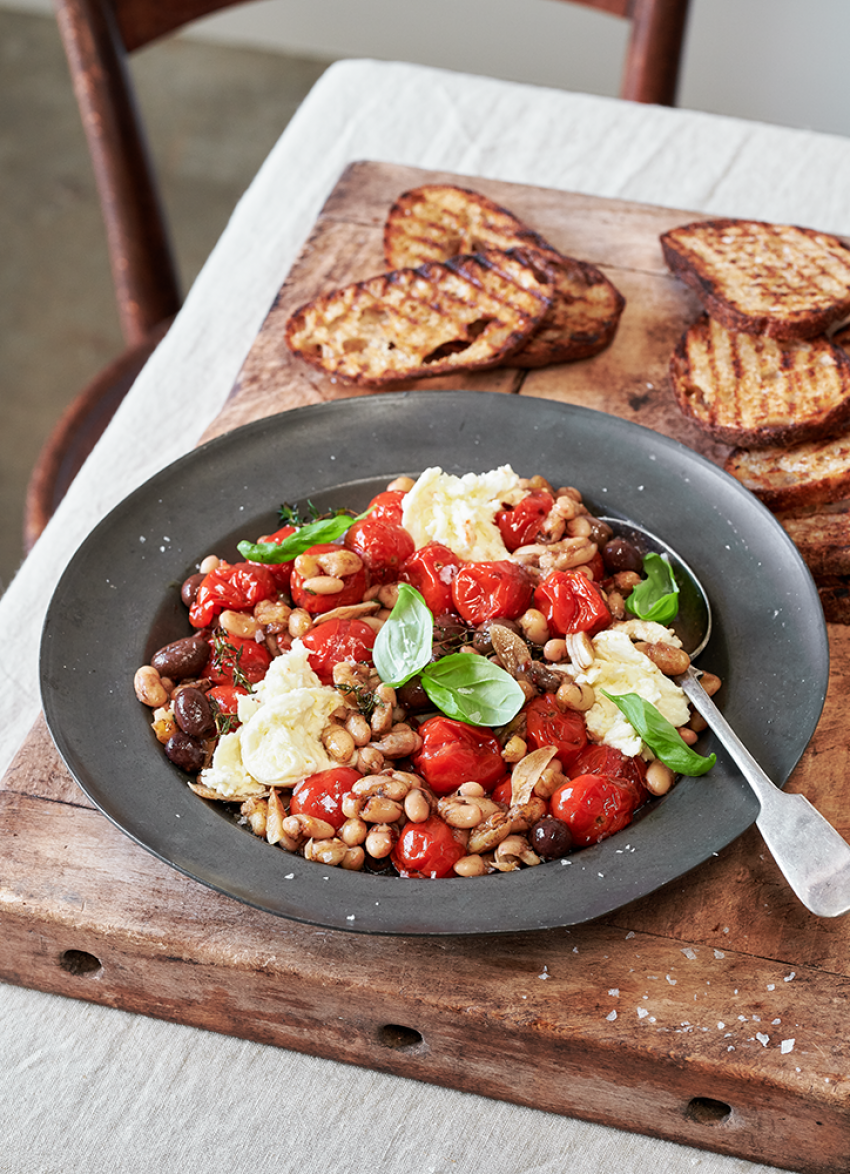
[685,1097,732,1126]
[59,950,102,976]
[377,1024,424,1051]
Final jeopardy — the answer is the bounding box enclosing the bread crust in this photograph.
[725,430,850,510]
[669,315,850,448]
[660,219,850,341]
[284,247,553,386]
[385,184,624,367]
[778,503,850,578]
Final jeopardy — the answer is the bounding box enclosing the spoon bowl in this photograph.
[603,514,850,918]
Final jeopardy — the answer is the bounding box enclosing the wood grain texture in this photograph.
[5,161,850,1174]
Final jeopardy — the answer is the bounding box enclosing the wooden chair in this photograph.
[24,0,691,549]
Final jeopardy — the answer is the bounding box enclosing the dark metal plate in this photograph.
[40,392,829,935]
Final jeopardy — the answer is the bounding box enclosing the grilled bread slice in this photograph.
[725,430,850,510]
[384,184,624,367]
[815,575,850,624]
[284,247,553,386]
[669,315,850,447]
[660,219,850,340]
[778,503,850,578]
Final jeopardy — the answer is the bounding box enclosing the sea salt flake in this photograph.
[714,949,725,959]
[681,948,697,960]
[784,971,796,982]
[606,1010,617,1021]
[767,983,775,991]
[756,1033,770,1047]
[637,1007,649,1019]
[666,974,677,985]
[717,1022,726,1030]
[608,988,619,997]
[781,1039,795,1054]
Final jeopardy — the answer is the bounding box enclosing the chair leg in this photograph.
[23,319,172,552]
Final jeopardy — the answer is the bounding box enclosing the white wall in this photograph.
[8,0,850,139]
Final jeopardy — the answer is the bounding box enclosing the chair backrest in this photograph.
[55,0,691,347]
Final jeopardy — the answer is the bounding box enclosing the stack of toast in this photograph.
[285,185,625,385]
[661,219,850,622]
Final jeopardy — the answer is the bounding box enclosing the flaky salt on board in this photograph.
[384,184,624,367]
[284,247,552,386]
[660,218,850,340]
[669,315,850,448]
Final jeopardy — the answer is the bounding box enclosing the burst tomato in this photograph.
[550,773,638,847]
[569,744,648,807]
[206,684,248,714]
[290,767,362,830]
[392,815,466,878]
[491,776,513,806]
[300,618,377,685]
[399,542,464,615]
[533,570,611,637]
[365,489,407,524]
[289,543,368,614]
[344,516,415,585]
[524,693,588,771]
[188,562,279,629]
[412,716,506,795]
[495,490,554,552]
[201,634,271,686]
[451,560,533,626]
[254,524,297,590]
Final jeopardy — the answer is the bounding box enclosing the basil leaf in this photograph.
[602,690,716,776]
[236,510,370,563]
[625,553,680,625]
[421,653,525,727]
[372,583,434,687]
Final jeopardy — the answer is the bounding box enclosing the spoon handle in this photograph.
[678,668,850,918]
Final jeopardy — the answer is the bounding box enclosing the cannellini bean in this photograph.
[645,760,675,796]
[134,665,168,707]
[301,575,345,595]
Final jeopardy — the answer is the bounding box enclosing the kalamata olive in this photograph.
[528,660,563,694]
[530,816,573,860]
[472,617,521,655]
[181,572,206,608]
[431,614,469,659]
[396,676,431,713]
[151,635,209,681]
[601,536,644,574]
[586,517,614,546]
[173,687,216,738]
[164,730,207,773]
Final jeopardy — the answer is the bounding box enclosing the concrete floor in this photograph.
[0,9,330,594]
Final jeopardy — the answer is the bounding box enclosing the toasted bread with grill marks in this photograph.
[668,315,850,447]
[284,247,553,386]
[725,430,850,510]
[814,575,850,623]
[660,219,850,340]
[777,503,850,578]
[384,184,624,367]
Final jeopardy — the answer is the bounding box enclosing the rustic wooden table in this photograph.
[3,162,848,1174]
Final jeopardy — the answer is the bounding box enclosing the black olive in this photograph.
[173,687,216,739]
[530,816,573,860]
[472,617,521,655]
[180,572,206,608]
[396,676,430,713]
[164,731,207,774]
[601,536,644,575]
[151,635,209,681]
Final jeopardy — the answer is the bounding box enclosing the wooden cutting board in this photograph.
[3,161,850,1174]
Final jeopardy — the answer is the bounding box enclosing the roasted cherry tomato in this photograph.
[392,815,466,878]
[399,542,464,615]
[188,561,279,629]
[300,618,377,685]
[533,570,611,637]
[451,560,533,626]
[206,684,249,714]
[412,716,506,795]
[524,693,588,771]
[570,744,648,808]
[491,776,514,806]
[495,490,554,552]
[253,524,297,590]
[365,489,407,524]
[550,773,638,847]
[289,543,368,615]
[201,634,271,686]
[290,766,362,830]
[344,516,414,585]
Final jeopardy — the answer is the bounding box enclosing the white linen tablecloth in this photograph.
[4,58,848,1173]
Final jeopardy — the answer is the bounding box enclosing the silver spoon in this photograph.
[601,515,850,918]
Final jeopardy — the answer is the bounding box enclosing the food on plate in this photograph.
[725,429,850,510]
[668,315,850,448]
[384,184,625,367]
[134,467,719,880]
[660,218,850,340]
[284,248,553,385]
